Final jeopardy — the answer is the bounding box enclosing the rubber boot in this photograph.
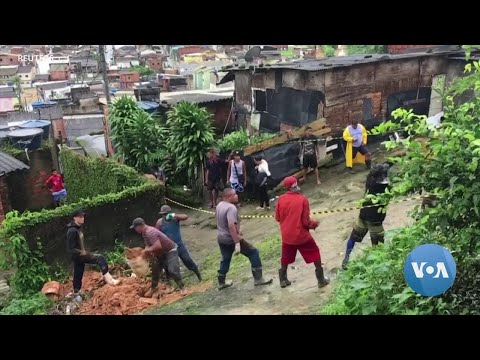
[315,267,330,288]
[278,268,291,288]
[217,272,233,290]
[366,159,372,169]
[194,268,202,281]
[342,255,350,270]
[103,272,120,286]
[252,267,273,286]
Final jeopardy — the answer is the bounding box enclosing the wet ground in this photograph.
[146,149,417,315]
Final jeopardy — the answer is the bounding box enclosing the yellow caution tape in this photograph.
[165,195,426,220]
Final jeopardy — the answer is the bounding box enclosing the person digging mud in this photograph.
[275,176,330,289]
[215,188,273,290]
[341,163,391,269]
[66,209,120,295]
[343,117,372,174]
[155,205,202,281]
[130,217,185,297]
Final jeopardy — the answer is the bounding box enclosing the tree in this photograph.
[109,96,165,173]
[323,46,480,315]
[166,102,215,188]
[131,65,154,78]
[12,76,23,110]
[347,45,386,55]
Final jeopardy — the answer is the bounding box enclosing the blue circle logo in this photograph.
[404,244,456,297]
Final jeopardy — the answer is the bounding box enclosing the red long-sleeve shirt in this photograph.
[275,191,318,245]
[45,174,64,192]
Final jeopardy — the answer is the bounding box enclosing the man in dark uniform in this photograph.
[300,127,321,185]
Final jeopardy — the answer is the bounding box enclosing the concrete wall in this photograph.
[23,185,164,267]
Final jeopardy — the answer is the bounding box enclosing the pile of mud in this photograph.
[58,271,210,315]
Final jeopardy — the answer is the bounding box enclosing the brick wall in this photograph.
[387,45,435,54]
[49,70,69,81]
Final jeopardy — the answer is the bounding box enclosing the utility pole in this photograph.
[98,45,114,157]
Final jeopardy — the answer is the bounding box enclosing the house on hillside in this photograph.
[0,66,18,85]
[158,88,234,134]
[17,65,36,88]
[220,46,467,136]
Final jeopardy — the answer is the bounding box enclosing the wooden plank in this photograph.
[325,64,375,88]
[325,83,375,107]
[305,71,325,92]
[251,72,265,89]
[265,70,275,89]
[244,118,330,156]
[235,71,252,105]
[282,70,306,90]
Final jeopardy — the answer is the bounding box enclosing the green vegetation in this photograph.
[347,45,386,55]
[109,96,166,173]
[130,65,155,77]
[217,128,276,153]
[60,147,143,203]
[166,101,215,187]
[0,293,53,315]
[323,47,480,315]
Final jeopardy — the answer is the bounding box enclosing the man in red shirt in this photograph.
[275,176,330,288]
[45,169,67,207]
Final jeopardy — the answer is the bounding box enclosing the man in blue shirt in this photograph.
[155,205,202,281]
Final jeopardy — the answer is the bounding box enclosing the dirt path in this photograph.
[148,152,416,315]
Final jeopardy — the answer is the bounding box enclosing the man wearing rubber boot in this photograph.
[275,177,330,289]
[156,205,202,281]
[342,163,390,269]
[131,218,185,296]
[215,188,273,290]
[67,209,120,294]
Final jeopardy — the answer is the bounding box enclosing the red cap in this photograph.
[283,176,298,189]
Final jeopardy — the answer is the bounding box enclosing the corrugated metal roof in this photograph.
[0,150,29,175]
[222,48,466,72]
[160,88,233,105]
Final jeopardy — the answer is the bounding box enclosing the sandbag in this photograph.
[124,247,151,278]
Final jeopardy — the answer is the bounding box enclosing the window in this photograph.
[254,90,267,112]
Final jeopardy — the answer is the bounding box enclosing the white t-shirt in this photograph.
[229,160,244,184]
[257,160,271,177]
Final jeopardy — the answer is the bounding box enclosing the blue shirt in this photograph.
[155,218,183,246]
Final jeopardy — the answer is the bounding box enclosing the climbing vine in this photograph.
[60,147,143,203]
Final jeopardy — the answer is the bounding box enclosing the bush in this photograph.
[60,147,143,203]
[0,293,53,315]
[217,128,277,153]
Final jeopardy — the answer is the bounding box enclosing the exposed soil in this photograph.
[57,271,211,315]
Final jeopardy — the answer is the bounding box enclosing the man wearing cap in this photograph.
[130,217,185,296]
[275,177,330,289]
[155,205,202,281]
[215,187,272,289]
[341,163,391,269]
[66,210,120,294]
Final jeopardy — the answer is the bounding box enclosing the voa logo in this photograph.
[404,244,456,297]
